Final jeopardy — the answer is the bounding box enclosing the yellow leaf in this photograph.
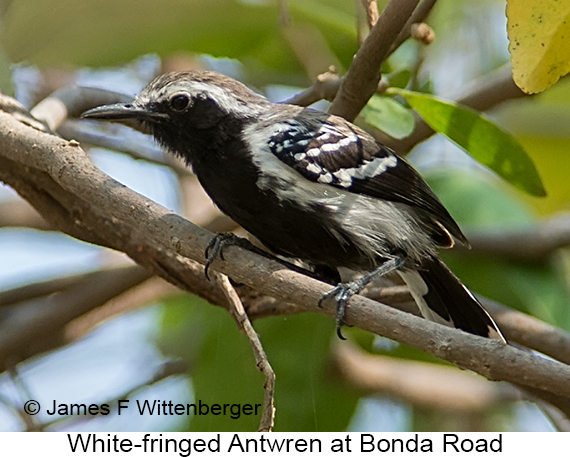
[507,0,570,94]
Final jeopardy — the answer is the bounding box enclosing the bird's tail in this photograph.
[397,255,506,342]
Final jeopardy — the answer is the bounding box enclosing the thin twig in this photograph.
[64,276,177,342]
[281,67,341,106]
[277,0,291,26]
[0,264,152,372]
[0,391,35,430]
[30,86,134,131]
[8,365,42,431]
[387,0,438,56]
[360,0,379,29]
[329,0,420,121]
[410,22,435,45]
[0,266,132,308]
[212,273,275,432]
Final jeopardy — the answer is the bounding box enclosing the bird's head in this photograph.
[82,70,271,162]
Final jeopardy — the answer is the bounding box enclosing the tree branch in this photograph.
[480,297,570,366]
[331,340,519,412]
[0,264,151,371]
[29,86,133,131]
[463,213,570,262]
[329,0,420,120]
[360,0,379,30]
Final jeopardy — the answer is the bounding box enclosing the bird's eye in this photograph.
[169,93,191,112]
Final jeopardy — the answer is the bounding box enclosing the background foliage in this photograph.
[0,0,569,432]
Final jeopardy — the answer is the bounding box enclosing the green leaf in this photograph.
[385,69,411,89]
[0,0,357,79]
[1,1,275,70]
[362,95,415,140]
[389,88,547,197]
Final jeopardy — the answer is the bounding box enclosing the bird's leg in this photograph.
[319,256,404,339]
[205,233,252,280]
[204,233,340,284]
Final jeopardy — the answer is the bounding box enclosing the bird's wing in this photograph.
[266,111,468,247]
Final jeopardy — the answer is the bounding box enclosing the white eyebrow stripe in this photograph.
[159,80,266,116]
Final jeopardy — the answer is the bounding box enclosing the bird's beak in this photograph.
[81,103,168,122]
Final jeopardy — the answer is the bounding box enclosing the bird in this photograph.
[82,70,505,342]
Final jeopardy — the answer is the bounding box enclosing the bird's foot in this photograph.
[318,278,368,340]
[204,233,256,280]
[318,257,405,339]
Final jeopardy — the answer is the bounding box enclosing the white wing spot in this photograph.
[332,169,353,187]
[319,124,341,135]
[306,163,323,174]
[317,173,333,184]
[319,143,340,153]
[320,136,357,153]
[317,132,331,141]
[354,155,398,179]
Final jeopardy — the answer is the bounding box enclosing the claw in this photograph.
[204,233,330,283]
[204,233,242,280]
[335,297,348,340]
[319,257,405,339]
[319,282,362,340]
